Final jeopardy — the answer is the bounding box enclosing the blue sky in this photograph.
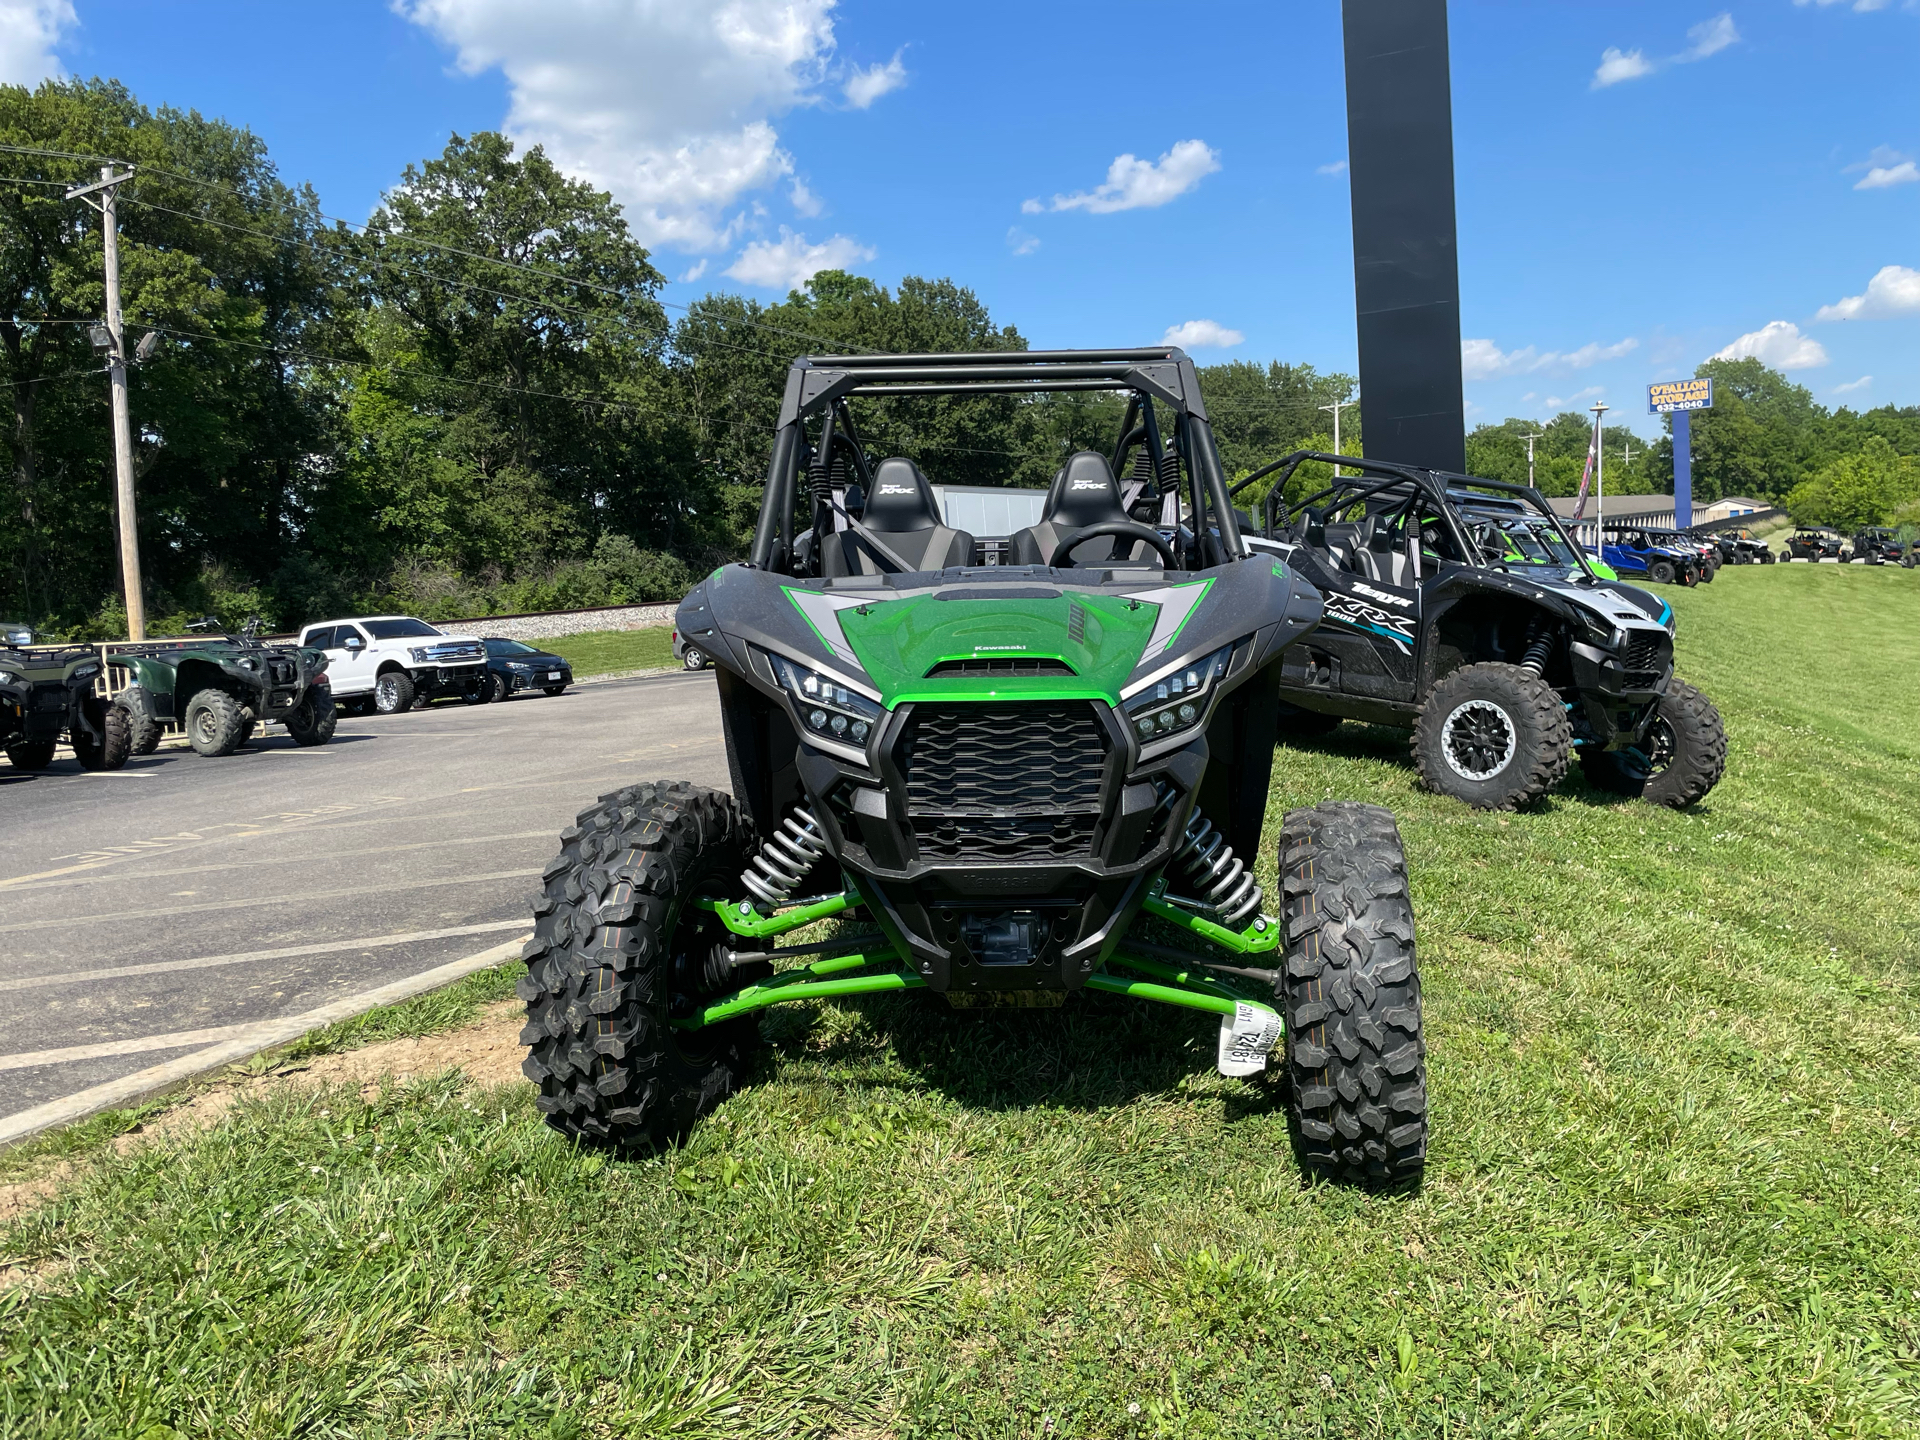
[8,0,1917,439]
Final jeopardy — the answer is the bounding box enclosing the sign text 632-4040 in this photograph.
[1648,378,1714,414]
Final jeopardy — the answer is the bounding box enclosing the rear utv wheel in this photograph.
[1578,678,1727,809]
[518,781,762,1151]
[185,689,247,757]
[1412,662,1570,810]
[1278,801,1426,1188]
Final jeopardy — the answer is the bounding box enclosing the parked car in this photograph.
[1781,530,1844,562]
[671,627,710,670]
[2,620,33,645]
[296,615,489,713]
[1848,527,1912,567]
[481,638,573,701]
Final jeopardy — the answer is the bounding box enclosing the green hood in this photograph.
[816,588,1186,707]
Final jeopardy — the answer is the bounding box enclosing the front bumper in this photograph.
[1567,639,1667,749]
[411,663,486,688]
[503,664,572,691]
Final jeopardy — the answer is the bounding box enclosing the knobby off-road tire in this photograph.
[5,739,57,770]
[1277,801,1426,1188]
[1650,560,1676,584]
[125,703,162,755]
[284,687,337,747]
[185,688,247,757]
[1275,698,1342,738]
[519,781,762,1151]
[1413,662,1570,810]
[373,669,414,715]
[71,700,130,771]
[1579,678,1727,809]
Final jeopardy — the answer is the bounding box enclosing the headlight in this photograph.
[772,655,881,745]
[409,647,430,663]
[1575,609,1624,650]
[1123,645,1232,741]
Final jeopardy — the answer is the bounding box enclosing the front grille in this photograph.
[31,685,66,712]
[267,659,296,685]
[925,657,1075,678]
[1622,630,1667,689]
[899,701,1108,862]
[422,641,483,662]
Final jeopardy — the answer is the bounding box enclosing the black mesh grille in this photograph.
[925,657,1075,679]
[899,701,1107,862]
[1622,631,1667,687]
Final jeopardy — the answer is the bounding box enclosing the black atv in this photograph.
[1,645,135,772]
[1848,527,1912,568]
[515,347,1428,1187]
[1234,455,1726,812]
[109,616,335,757]
[1781,530,1844,563]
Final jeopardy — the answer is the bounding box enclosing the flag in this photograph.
[1569,411,1603,522]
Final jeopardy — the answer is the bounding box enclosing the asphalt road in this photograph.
[0,670,727,1125]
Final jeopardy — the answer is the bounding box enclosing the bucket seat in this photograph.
[822,458,974,576]
[1008,452,1163,568]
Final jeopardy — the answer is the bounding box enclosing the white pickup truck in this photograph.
[296,615,489,714]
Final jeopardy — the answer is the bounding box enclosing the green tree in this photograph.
[1782,437,1918,531]
[1647,358,1825,503]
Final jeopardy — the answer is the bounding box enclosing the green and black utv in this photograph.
[109,616,335,757]
[517,348,1427,1188]
[1,644,132,772]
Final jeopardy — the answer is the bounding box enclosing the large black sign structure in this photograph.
[1342,0,1466,474]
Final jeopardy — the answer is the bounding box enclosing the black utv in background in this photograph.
[1848,527,1912,567]
[1782,530,1844,562]
[1236,455,1726,812]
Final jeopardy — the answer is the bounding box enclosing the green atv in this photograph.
[517,347,1428,1188]
[1,644,133,772]
[110,616,335,757]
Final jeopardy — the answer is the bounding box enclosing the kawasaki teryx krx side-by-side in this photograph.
[1233,456,1726,812]
[518,348,1427,1187]
[1,645,134,772]
[109,616,335,757]
[1848,527,1913,568]
[1593,527,1701,586]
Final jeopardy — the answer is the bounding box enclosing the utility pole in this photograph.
[1320,395,1357,476]
[1521,430,1543,489]
[67,164,144,640]
[1590,401,1611,537]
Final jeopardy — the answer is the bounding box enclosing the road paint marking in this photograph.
[0,1023,261,1072]
[0,935,530,1146]
[0,918,532,993]
[3,830,556,895]
[0,867,542,934]
[71,771,158,778]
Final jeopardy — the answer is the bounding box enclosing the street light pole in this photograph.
[67,164,144,640]
[1590,401,1611,539]
[1320,396,1356,476]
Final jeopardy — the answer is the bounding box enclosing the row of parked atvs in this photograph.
[1590,524,1913,586]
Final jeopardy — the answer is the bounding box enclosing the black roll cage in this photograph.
[746,347,1249,573]
[1229,449,1599,580]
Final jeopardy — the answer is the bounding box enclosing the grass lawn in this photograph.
[5,565,1919,1437]
[539,625,678,677]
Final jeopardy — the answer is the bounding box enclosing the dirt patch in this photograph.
[0,1001,529,1234]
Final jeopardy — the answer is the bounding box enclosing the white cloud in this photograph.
[1856,161,1918,189]
[842,50,905,108]
[1162,319,1244,350]
[723,227,874,290]
[789,178,823,216]
[1460,336,1638,380]
[1006,227,1040,257]
[678,258,709,283]
[1710,320,1829,369]
[1028,140,1220,215]
[1317,159,1348,175]
[1678,13,1739,60]
[1795,0,1890,9]
[1592,47,1654,88]
[1814,264,1920,320]
[398,0,861,252]
[1832,375,1873,393]
[0,0,73,84]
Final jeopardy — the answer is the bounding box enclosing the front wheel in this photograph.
[71,700,130,771]
[518,781,761,1151]
[487,671,510,704]
[1579,679,1727,808]
[373,670,415,715]
[1650,560,1676,584]
[1278,801,1426,1189]
[1412,662,1570,810]
[185,689,247,757]
[5,738,58,770]
[285,687,337,747]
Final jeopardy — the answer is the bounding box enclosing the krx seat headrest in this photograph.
[1043,451,1126,529]
[863,458,941,533]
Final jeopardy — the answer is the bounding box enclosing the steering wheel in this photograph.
[1047,521,1179,570]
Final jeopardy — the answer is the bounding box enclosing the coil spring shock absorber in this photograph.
[1155,784,1263,929]
[740,802,830,909]
[1518,622,1554,676]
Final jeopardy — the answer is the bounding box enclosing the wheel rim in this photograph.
[376,676,397,710]
[193,708,215,744]
[1440,699,1517,781]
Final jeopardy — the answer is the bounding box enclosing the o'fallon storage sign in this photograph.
[1648,378,1714,413]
